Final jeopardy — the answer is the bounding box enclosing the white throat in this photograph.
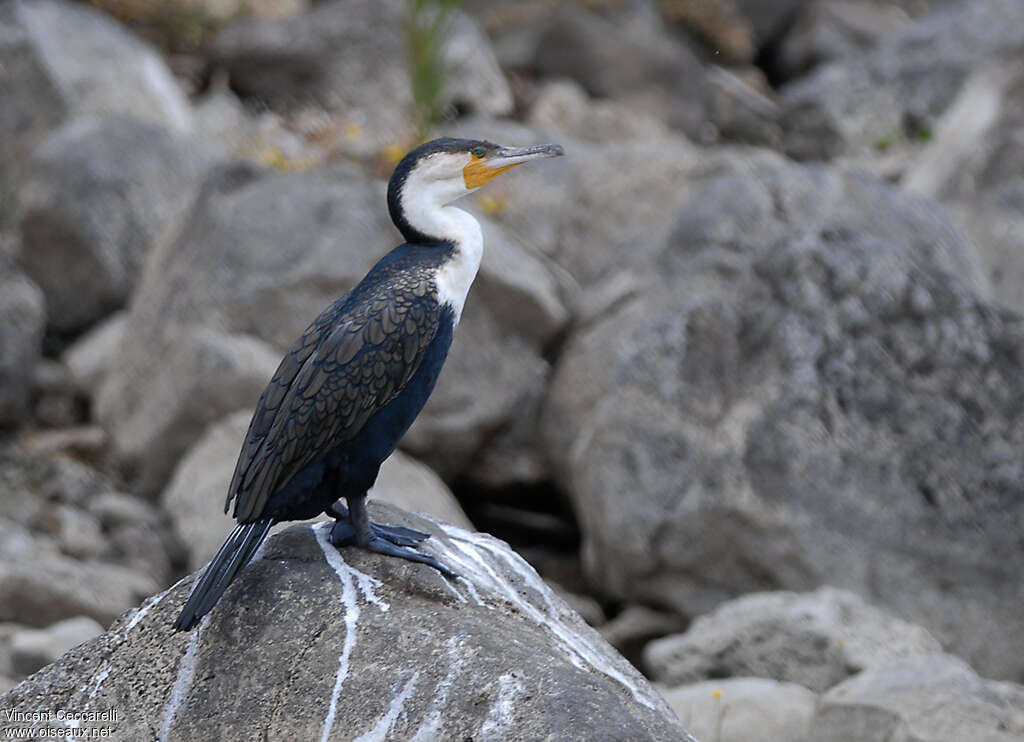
[400,177,484,323]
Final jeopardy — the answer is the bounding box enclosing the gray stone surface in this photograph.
[162,410,472,570]
[533,4,709,139]
[807,654,1024,742]
[9,616,104,677]
[644,587,942,692]
[659,677,817,742]
[544,152,1024,680]
[62,311,127,397]
[0,554,157,628]
[780,0,1024,161]
[18,117,218,332]
[211,0,510,147]
[0,262,45,427]
[0,511,693,741]
[0,0,191,231]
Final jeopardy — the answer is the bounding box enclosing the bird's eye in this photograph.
[471,147,486,158]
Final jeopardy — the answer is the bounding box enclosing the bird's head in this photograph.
[387,137,564,243]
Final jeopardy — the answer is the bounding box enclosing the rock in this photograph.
[0,511,694,741]
[533,4,710,139]
[99,325,283,494]
[210,0,510,147]
[449,116,700,292]
[780,0,1024,161]
[644,587,942,692]
[0,554,158,628]
[659,677,817,742]
[0,0,191,225]
[0,262,45,427]
[774,1,912,81]
[47,504,105,561]
[545,152,1024,680]
[62,311,127,398]
[600,605,688,665]
[20,426,108,464]
[162,410,472,570]
[9,616,104,677]
[29,360,85,428]
[370,451,474,531]
[18,117,218,333]
[807,654,1024,742]
[90,0,307,26]
[402,300,551,480]
[88,492,178,586]
[900,60,1024,314]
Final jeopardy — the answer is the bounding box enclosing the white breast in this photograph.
[433,207,483,323]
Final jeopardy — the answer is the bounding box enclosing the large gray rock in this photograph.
[0,554,157,629]
[659,677,817,742]
[807,654,1024,742]
[162,410,472,570]
[0,0,191,228]
[210,0,510,148]
[644,587,942,692]
[18,118,218,332]
[544,152,1024,680]
[0,262,45,427]
[533,4,709,139]
[780,0,1024,161]
[901,60,1024,314]
[0,511,693,741]
[8,616,104,677]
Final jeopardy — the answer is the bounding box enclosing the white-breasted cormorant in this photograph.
[175,137,564,630]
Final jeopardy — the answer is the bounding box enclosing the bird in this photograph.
[175,137,564,631]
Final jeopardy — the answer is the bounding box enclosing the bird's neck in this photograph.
[428,205,483,323]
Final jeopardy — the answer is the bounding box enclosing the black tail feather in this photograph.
[174,519,274,631]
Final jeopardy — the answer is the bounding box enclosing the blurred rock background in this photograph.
[1,0,1022,739]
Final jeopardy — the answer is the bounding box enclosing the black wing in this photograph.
[226,269,441,522]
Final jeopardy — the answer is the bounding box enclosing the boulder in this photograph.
[0,511,694,741]
[9,616,104,677]
[0,262,45,427]
[773,0,912,81]
[0,0,191,224]
[780,0,1024,161]
[162,410,472,570]
[210,0,510,148]
[900,59,1024,314]
[544,152,1024,680]
[807,654,1024,742]
[61,311,127,398]
[18,117,218,332]
[644,587,942,692]
[0,554,157,628]
[533,4,709,139]
[659,677,817,742]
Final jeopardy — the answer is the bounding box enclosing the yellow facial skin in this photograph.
[463,154,521,189]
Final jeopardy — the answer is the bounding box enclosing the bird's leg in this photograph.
[329,494,458,578]
[327,497,432,547]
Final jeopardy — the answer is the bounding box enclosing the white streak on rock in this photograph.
[477,672,525,742]
[439,523,659,710]
[315,523,390,742]
[410,636,466,742]
[352,671,420,742]
[158,618,206,742]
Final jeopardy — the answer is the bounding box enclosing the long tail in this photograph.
[174,519,274,631]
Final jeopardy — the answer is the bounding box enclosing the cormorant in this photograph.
[175,137,564,631]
